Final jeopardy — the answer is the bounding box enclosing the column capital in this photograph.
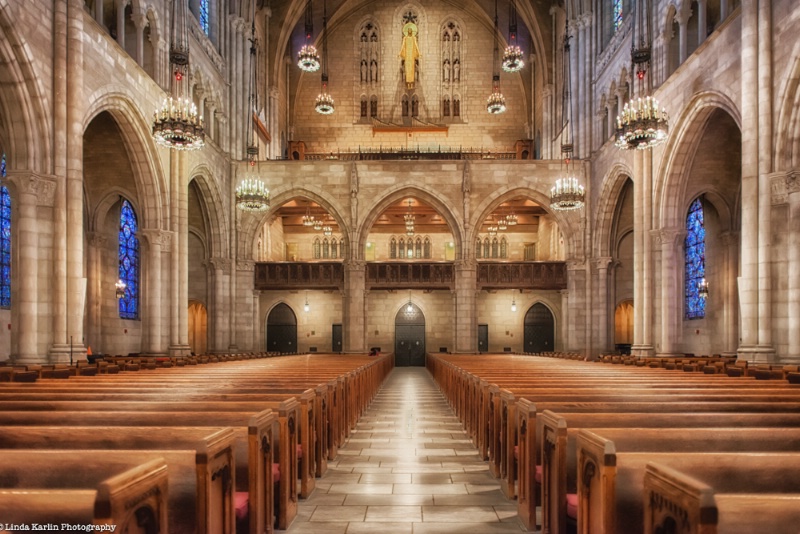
[131,11,148,30]
[719,231,740,245]
[140,228,172,248]
[344,260,366,272]
[786,170,800,195]
[5,171,57,207]
[657,227,686,248]
[237,259,256,272]
[593,256,613,269]
[209,257,233,273]
[87,232,109,249]
[262,7,272,18]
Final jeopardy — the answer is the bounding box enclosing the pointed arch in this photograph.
[189,166,230,260]
[356,185,464,261]
[593,162,634,257]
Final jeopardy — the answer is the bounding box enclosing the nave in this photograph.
[287,367,524,534]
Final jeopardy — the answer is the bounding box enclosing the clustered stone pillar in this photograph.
[9,175,40,363]
[594,257,612,355]
[210,258,231,352]
[787,174,800,362]
[658,228,683,356]
[86,233,107,353]
[454,260,477,353]
[141,229,167,355]
[343,261,366,353]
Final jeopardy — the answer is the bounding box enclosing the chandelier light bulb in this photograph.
[298,44,321,72]
[549,177,586,211]
[615,96,669,150]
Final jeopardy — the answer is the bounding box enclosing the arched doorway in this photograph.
[614,300,634,354]
[523,303,555,353]
[395,302,425,367]
[266,303,297,354]
[188,300,207,355]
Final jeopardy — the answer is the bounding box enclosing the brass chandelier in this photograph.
[314,0,335,114]
[615,0,669,150]
[152,0,205,150]
[297,0,320,72]
[486,0,507,114]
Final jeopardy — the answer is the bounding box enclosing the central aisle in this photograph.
[286,367,525,533]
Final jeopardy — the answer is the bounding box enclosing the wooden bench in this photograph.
[0,458,168,530]
[0,406,295,532]
[576,433,800,534]
[644,462,800,534]
[0,419,280,534]
[528,409,800,533]
[0,434,236,534]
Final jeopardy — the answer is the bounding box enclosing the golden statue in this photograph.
[399,22,420,89]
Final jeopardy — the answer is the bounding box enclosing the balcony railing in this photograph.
[254,262,344,290]
[365,262,455,290]
[254,261,567,291]
[476,262,567,290]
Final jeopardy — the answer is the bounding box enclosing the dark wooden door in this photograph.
[523,303,555,353]
[332,324,343,353]
[395,303,426,367]
[266,303,298,354]
[478,324,489,353]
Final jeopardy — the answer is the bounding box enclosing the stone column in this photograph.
[51,0,68,360]
[720,0,729,21]
[677,12,688,64]
[168,151,190,356]
[210,258,231,352]
[738,0,760,356]
[720,231,740,355]
[756,0,774,360]
[607,97,617,139]
[86,232,107,353]
[204,101,216,143]
[542,85,554,159]
[559,289,569,352]
[115,0,126,49]
[66,0,86,358]
[343,261,366,353]
[594,257,612,356]
[569,20,580,155]
[632,150,644,352]
[566,261,585,352]
[786,174,800,360]
[6,174,47,362]
[235,260,256,351]
[658,228,684,356]
[141,229,168,355]
[697,0,707,45]
[132,11,146,66]
[580,13,592,155]
[94,0,103,27]
[454,260,477,353]
[252,290,261,351]
[269,87,280,159]
[641,149,654,356]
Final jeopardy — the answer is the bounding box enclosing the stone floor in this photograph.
[285,367,526,533]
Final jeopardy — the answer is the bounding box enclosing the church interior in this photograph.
[1,0,800,532]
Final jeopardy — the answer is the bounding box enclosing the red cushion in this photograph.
[566,493,578,519]
[535,465,543,483]
[514,445,519,460]
[234,492,249,521]
[297,444,303,459]
[272,463,281,483]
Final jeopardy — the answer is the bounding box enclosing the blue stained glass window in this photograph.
[119,200,139,320]
[613,0,623,31]
[1,154,10,309]
[684,197,706,320]
[199,0,210,35]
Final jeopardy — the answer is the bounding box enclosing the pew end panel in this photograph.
[499,389,517,500]
[95,457,170,531]
[516,398,538,531]
[275,398,301,530]
[644,462,718,534]
[540,409,569,534]
[247,409,279,534]
[576,429,617,534]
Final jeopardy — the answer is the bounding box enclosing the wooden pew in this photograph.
[0,434,236,534]
[0,458,168,530]
[576,434,800,534]
[0,420,279,534]
[644,462,800,534]
[528,409,800,533]
[0,407,294,533]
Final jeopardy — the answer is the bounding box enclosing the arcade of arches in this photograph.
[1,0,799,365]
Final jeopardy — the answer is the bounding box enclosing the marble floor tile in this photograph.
[289,368,522,533]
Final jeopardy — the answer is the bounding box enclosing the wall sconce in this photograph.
[698,278,709,299]
[511,297,517,312]
[115,279,127,299]
[304,291,310,312]
[406,300,413,313]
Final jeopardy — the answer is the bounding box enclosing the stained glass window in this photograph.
[684,197,706,319]
[613,0,623,32]
[0,154,10,309]
[118,200,139,320]
[390,238,397,259]
[313,238,321,259]
[199,0,210,35]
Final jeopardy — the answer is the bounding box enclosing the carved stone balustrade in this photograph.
[254,262,344,290]
[476,261,567,290]
[365,262,455,290]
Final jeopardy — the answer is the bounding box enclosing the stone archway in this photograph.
[266,303,298,354]
[523,303,554,353]
[395,302,425,367]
